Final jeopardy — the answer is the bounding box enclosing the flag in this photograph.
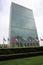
[8,38,9,41]
[3,37,6,44]
[12,37,16,42]
[3,37,6,41]
[40,39,43,41]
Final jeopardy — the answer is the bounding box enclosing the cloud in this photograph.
[0,0,4,12]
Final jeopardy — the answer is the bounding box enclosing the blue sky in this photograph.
[0,0,43,46]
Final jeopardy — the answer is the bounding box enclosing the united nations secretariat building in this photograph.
[9,2,39,47]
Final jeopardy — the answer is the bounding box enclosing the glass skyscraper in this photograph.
[9,2,39,47]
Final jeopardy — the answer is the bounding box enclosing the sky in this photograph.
[0,0,43,46]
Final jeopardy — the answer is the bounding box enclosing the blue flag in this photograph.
[3,38,6,41]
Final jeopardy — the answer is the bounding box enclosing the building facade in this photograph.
[9,2,39,47]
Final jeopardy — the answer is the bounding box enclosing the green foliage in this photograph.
[0,46,43,55]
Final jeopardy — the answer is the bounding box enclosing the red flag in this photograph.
[12,37,16,42]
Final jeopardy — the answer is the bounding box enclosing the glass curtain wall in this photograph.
[9,2,39,47]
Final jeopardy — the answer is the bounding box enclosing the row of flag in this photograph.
[3,37,43,43]
[3,37,16,44]
[3,37,9,41]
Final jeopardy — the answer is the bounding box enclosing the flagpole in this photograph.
[3,38,4,48]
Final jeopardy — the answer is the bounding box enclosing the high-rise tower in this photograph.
[9,2,39,47]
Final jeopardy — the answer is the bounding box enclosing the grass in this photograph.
[0,56,43,65]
